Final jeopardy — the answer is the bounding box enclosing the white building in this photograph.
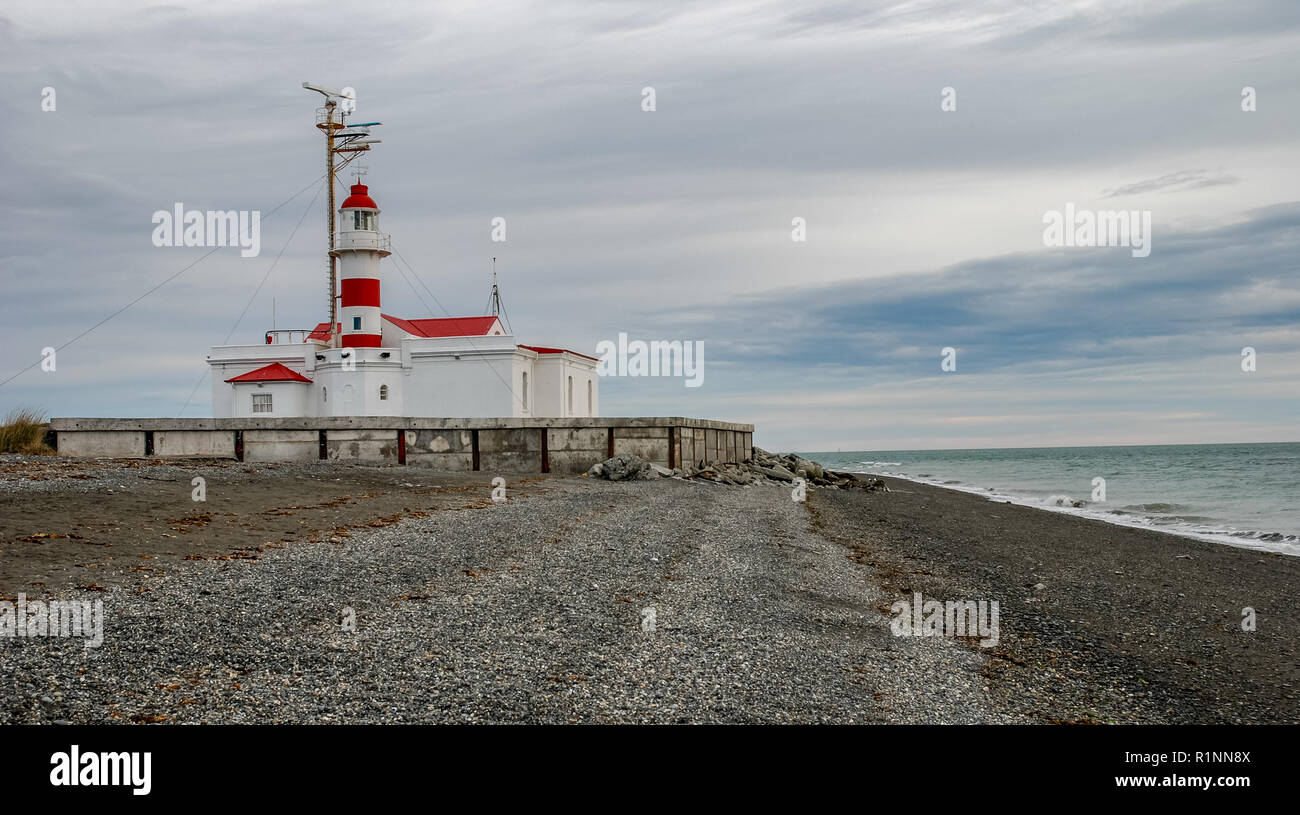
[207,182,598,419]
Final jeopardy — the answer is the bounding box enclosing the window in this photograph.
[567,376,574,417]
[251,393,272,414]
[521,372,529,411]
[322,387,327,402]
[352,211,374,230]
[587,380,592,416]
[379,384,389,401]
[353,316,361,330]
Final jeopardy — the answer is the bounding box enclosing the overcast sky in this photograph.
[1,0,1297,450]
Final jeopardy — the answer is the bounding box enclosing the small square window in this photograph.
[353,316,361,330]
[251,393,273,414]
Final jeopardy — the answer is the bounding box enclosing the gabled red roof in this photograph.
[225,362,313,384]
[307,322,340,342]
[519,344,599,362]
[382,315,501,338]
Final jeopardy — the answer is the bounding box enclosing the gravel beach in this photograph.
[1,456,1295,724]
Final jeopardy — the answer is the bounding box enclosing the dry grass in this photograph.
[0,407,55,455]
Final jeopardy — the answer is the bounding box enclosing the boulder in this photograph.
[588,454,657,481]
[753,464,796,482]
[796,459,824,480]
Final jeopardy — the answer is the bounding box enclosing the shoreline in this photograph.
[812,474,1299,723]
[839,467,1300,557]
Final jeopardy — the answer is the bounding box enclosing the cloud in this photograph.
[634,201,1300,372]
[607,202,1300,447]
[0,0,1297,450]
[1102,168,1238,198]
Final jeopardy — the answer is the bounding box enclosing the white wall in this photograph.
[312,347,404,417]
[512,356,534,418]
[228,381,308,418]
[408,350,525,418]
[531,356,563,416]
[531,354,599,417]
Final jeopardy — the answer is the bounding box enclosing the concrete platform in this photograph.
[49,417,755,475]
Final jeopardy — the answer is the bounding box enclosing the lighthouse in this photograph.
[334,182,390,348]
[205,83,601,420]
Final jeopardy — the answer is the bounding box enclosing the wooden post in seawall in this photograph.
[668,426,676,469]
[540,427,549,473]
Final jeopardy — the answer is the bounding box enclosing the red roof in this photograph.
[307,322,339,342]
[225,362,313,384]
[382,315,502,338]
[341,183,378,210]
[519,344,599,362]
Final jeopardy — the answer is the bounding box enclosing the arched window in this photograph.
[587,380,592,416]
[521,372,529,411]
[567,376,574,417]
[322,387,328,402]
[379,384,389,401]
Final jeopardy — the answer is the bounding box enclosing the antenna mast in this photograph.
[489,257,502,316]
[302,82,382,347]
[485,257,513,333]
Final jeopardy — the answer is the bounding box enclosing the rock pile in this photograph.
[585,447,887,492]
[584,453,666,482]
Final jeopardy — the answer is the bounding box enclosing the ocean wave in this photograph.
[1119,502,1190,513]
[869,471,1300,556]
[1044,494,1086,508]
[1229,530,1299,543]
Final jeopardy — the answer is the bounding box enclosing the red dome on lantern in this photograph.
[341,183,378,209]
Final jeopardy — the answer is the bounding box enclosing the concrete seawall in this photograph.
[49,417,755,475]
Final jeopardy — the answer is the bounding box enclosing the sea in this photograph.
[804,443,1300,556]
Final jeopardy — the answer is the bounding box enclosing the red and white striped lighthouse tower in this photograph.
[333,182,391,348]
